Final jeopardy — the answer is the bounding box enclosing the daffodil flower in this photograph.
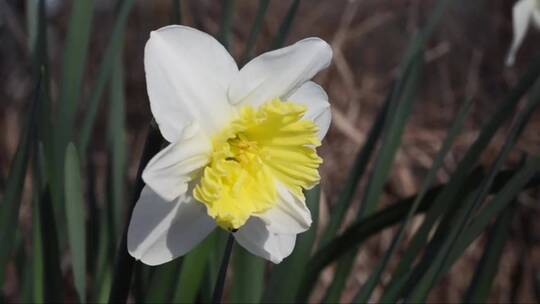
[506,0,540,65]
[127,25,332,265]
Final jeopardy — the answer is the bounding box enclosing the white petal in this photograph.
[234,217,296,264]
[255,183,312,234]
[533,6,540,28]
[142,130,211,201]
[145,25,238,141]
[127,186,216,266]
[506,0,535,66]
[288,81,332,140]
[228,38,332,107]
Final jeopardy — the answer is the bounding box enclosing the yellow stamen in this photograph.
[193,99,322,230]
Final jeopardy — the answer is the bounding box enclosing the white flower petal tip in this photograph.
[228,37,333,107]
[506,0,537,66]
[142,131,211,201]
[256,184,312,234]
[234,218,297,264]
[144,25,238,142]
[289,81,332,140]
[127,186,216,266]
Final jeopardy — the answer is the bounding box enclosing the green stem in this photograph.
[212,233,235,304]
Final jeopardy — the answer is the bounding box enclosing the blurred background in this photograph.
[1,0,540,302]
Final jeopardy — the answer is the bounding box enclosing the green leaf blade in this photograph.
[171,0,182,24]
[53,1,94,222]
[56,0,94,140]
[106,51,127,248]
[241,0,270,64]
[463,205,514,303]
[231,247,265,303]
[381,50,540,302]
[404,71,540,301]
[0,72,42,286]
[272,0,301,48]
[319,94,391,248]
[64,143,87,302]
[353,98,473,303]
[218,0,235,50]
[172,236,214,303]
[78,0,136,154]
[322,51,424,304]
[40,187,63,302]
[144,259,183,303]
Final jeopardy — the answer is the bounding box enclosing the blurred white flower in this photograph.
[127,25,332,265]
[506,0,540,66]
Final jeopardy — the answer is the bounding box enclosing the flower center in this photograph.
[193,99,322,230]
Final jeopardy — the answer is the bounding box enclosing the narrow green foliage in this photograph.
[319,95,391,247]
[322,259,350,302]
[40,187,63,302]
[79,0,136,154]
[12,234,24,288]
[323,52,424,303]
[406,158,540,302]
[440,159,540,278]
[0,126,31,282]
[56,0,94,143]
[297,174,441,302]
[317,0,456,297]
[96,4,138,299]
[25,0,39,51]
[31,194,44,303]
[171,0,182,24]
[172,236,213,303]
[19,246,33,303]
[296,166,539,302]
[463,205,515,302]
[241,0,270,64]
[231,246,265,303]
[86,156,100,279]
[144,259,183,303]
[96,269,113,303]
[353,98,473,303]
[92,208,113,302]
[29,0,49,80]
[106,53,127,248]
[203,230,230,302]
[394,0,453,80]
[264,186,321,302]
[28,1,48,300]
[405,76,540,301]
[272,0,301,48]
[382,52,540,302]
[359,54,423,218]
[219,0,235,50]
[406,189,479,301]
[53,1,94,229]
[64,143,87,302]
[31,0,54,228]
[0,74,41,286]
